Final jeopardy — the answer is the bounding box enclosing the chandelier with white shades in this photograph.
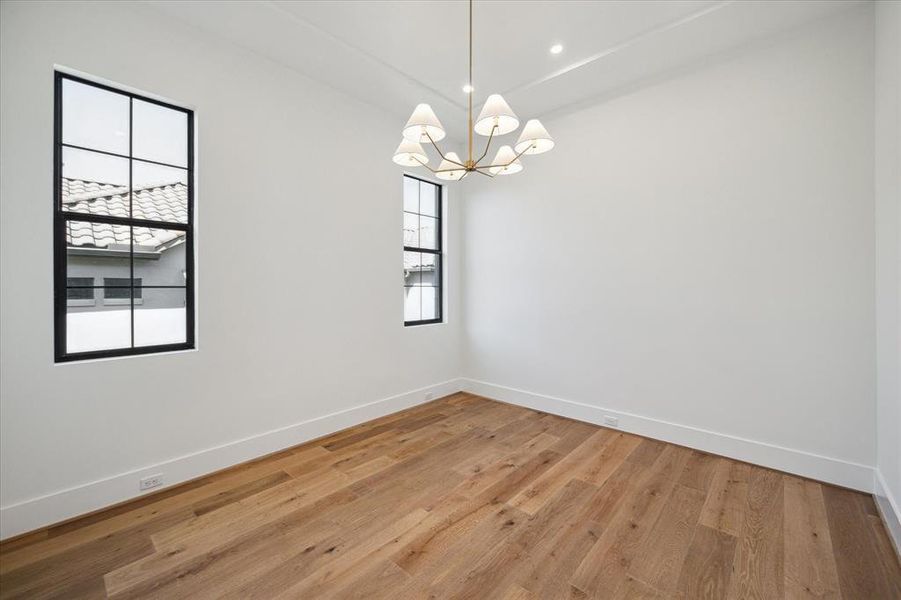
[392,0,554,181]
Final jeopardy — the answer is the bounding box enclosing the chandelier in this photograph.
[392,0,554,181]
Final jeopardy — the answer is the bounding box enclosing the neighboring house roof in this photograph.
[62,178,187,252]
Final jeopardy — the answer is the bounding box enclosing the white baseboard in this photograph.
[874,469,901,558]
[0,378,464,541]
[461,378,874,493]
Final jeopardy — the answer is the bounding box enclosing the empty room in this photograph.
[1,0,900,597]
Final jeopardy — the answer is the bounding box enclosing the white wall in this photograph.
[462,8,876,490]
[0,1,463,539]
[874,0,901,550]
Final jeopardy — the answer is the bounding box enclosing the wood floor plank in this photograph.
[505,483,606,599]
[150,467,351,549]
[491,410,551,449]
[0,531,48,557]
[271,508,430,598]
[437,479,599,599]
[397,502,530,598]
[570,445,692,597]
[341,455,397,480]
[217,470,466,599]
[678,450,720,492]
[191,471,291,517]
[823,484,901,599]
[867,514,901,587]
[582,455,643,530]
[545,418,598,455]
[392,493,496,576]
[501,584,536,600]
[576,431,642,487]
[699,458,750,537]
[453,433,560,499]
[0,454,321,577]
[2,392,898,599]
[105,468,365,597]
[132,505,355,600]
[628,484,706,593]
[390,448,566,581]
[609,575,665,599]
[626,438,667,468]
[509,428,614,514]
[726,465,784,599]
[1,508,194,600]
[674,524,737,599]
[783,475,841,599]
[450,442,509,476]
[318,560,411,600]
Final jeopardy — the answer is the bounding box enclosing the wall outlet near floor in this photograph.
[139,474,164,491]
[603,415,619,428]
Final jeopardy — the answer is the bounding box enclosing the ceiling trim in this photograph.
[501,0,734,99]
[266,0,736,117]
[265,0,468,112]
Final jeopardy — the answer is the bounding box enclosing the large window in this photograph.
[403,175,442,325]
[54,72,194,361]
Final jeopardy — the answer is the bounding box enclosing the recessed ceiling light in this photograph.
[550,44,563,55]
[462,84,474,94]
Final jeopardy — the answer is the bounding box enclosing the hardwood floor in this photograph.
[1,393,899,599]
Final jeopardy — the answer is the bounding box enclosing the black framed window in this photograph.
[403,175,442,325]
[54,72,194,361]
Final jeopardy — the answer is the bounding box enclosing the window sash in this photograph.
[53,72,195,362]
[403,175,443,326]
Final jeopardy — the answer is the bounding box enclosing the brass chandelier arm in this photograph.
[473,142,530,171]
[471,123,498,168]
[425,131,467,168]
[412,155,468,175]
[412,155,440,174]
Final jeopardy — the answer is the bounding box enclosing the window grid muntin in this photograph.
[403,175,442,326]
[54,72,195,362]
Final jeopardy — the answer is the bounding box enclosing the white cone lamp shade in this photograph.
[474,94,519,136]
[514,119,555,155]
[435,152,466,181]
[403,103,446,143]
[392,139,428,167]
[489,145,523,175]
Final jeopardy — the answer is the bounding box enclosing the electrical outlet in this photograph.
[139,474,164,491]
[603,415,619,428]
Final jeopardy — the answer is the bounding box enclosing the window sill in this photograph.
[404,319,444,328]
[54,345,197,365]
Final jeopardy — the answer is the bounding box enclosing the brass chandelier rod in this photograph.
[414,0,518,175]
[467,0,473,166]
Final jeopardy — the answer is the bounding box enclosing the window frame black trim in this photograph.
[403,174,443,327]
[53,71,195,362]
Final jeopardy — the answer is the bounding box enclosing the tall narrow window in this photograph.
[54,72,194,361]
[403,175,442,325]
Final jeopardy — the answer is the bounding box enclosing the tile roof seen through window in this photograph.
[62,178,187,252]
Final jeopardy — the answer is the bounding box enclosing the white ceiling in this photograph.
[147,0,865,141]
